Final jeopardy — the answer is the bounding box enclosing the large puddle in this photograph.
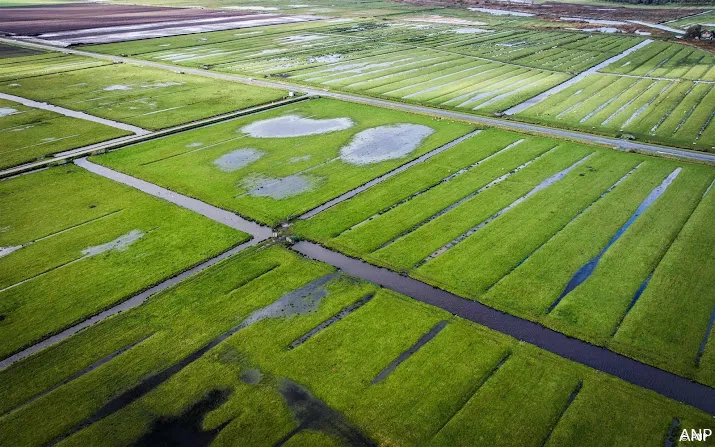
[277,379,376,447]
[213,149,263,172]
[339,124,434,165]
[551,168,681,308]
[81,229,145,258]
[244,174,317,199]
[240,114,354,138]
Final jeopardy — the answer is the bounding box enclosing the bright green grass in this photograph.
[0,246,711,446]
[0,63,287,130]
[0,53,109,82]
[0,165,249,359]
[93,98,475,226]
[0,98,129,169]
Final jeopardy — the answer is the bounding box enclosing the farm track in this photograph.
[0,91,149,135]
[5,156,712,416]
[2,37,714,166]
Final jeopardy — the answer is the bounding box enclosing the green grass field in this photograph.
[0,98,130,169]
[92,97,475,226]
[0,245,711,446]
[295,127,715,385]
[0,61,288,130]
[0,165,249,360]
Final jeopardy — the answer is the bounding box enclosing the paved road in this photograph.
[3,37,714,165]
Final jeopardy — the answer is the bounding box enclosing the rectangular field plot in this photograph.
[0,62,288,130]
[0,52,109,82]
[601,40,715,82]
[0,246,710,446]
[516,74,715,152]
[0,98,129,169]
[92,98,475,226]
[295,128,715,383]
[0,165,249,360]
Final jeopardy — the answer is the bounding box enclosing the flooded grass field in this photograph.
[295,128,715,385]
[1,1,714,445]
[93,98,474,225]
[0,165,249,360]
[0,246,712,447]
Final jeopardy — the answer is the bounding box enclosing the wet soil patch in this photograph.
[290,293,374,349]
[240,368,263,385]
[371,320,447,384]
[240,115,353,138]
[275,379,376,447]
[213,149,263,172]
[135,388,233,447]
[339,124,434,165]
[245,174,318,199]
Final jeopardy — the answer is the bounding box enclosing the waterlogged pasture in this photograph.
[94,98,474,225]
[295,128,715,384]
[0,165,249,360]
[517,73,715,152]
[0,62,287,130]
[0,52,109,82]
[0,98,129,169]
[0,246,711,447]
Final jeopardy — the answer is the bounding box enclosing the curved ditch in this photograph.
[291,241,715,416]
[549,167,681,311]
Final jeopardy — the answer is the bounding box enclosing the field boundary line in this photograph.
[291,240,715,416]
[1,37,714,166]
[0,95,311,179]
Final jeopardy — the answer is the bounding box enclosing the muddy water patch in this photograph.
[550,168,681,310]
[276,379,376,447]
[243,174,318,199]
[135,388,233,447]
[340,124,434,165]
[241,114,353,138]
[81,229,145,258]
[213,148,263,172]
[372,320,447,384]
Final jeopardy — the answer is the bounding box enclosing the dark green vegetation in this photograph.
[0,165,249,360]
[94,97,474,225]
[0,246,711,446]
[0,98,129,169]
[295,127,715,386]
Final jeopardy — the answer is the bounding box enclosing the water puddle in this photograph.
[308,54,342,63]
[0,108,18,117]
[371,320,447,384]
[419,153,593,267]
[454,28,492,34]
[665,418,681,447]
[135,389,233,447]
[550,168,681,310]
[103,85,132,91]
[245,174,318,199]
[49,274,338,445]
[289,155,311,163]
[81,229,145,258]
[0,245,22,258]
[240,114,354,138]
[339,124,434,165]
[239,368,263,385]
[213,149,263,172]
[276,379,376,447]
[290,293,374,349]
[468,7,534,16]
